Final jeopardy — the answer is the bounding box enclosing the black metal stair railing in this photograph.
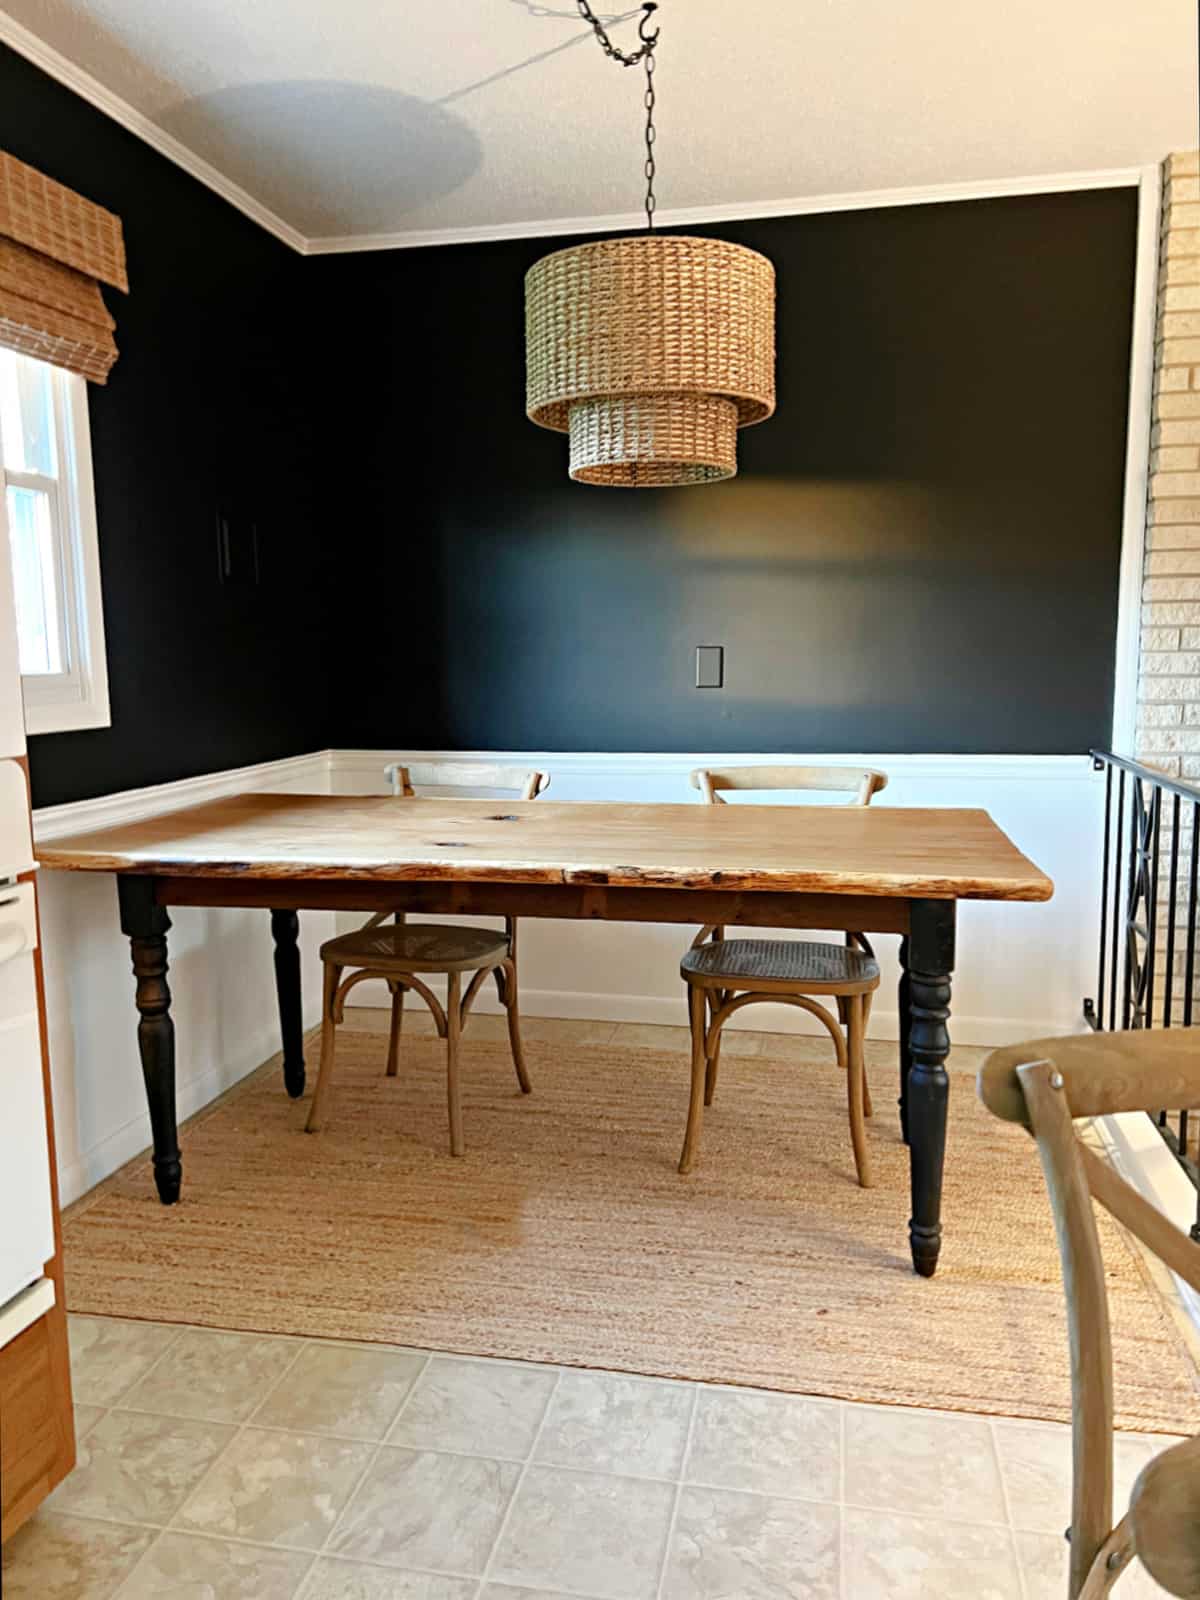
[1086,751,1200,1241]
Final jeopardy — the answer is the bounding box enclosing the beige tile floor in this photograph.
[2,1016,1186,1599]
[2,1313,1178,1599]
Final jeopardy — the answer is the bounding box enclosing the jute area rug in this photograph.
[63,1025,1200,1433]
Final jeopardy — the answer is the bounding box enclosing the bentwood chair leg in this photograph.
[679,983,709,1175]
[306,961,342,1133]
[860,988,874,1118]
[861,990,874,1117]
[385,983,405,1077]
[847,993,873,1188]
[704,994,723,1107]
[446,970,464,1157]
[501,958,532,1095]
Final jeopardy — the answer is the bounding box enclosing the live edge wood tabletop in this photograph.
[38,793,1053,1278]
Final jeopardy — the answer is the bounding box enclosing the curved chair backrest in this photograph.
[690,765,887,807]
[979,1030,1200,1598]
[384,762,550,801]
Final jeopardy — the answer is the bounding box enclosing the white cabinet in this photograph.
[0,955,54,1308]
[0,485,54,1330]
[0,762,34,880]
[0,515,24,762]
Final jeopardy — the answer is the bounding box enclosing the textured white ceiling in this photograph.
[3,0,1197,243]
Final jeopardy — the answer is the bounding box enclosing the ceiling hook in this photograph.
[638,3,660,46]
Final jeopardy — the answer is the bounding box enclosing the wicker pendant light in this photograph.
[525,4,776,488]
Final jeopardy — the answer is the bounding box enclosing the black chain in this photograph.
[576,1,660,231]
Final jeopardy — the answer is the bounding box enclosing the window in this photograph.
[0,348,109,734]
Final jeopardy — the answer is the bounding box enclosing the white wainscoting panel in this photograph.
[34,751,335,1205]
[332,750,1102,1049]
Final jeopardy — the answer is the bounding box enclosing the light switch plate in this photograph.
[695,645,724,689]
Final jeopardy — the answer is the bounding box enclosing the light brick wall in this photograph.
[1130,155,1200,1023]
[1137,151,1200,778]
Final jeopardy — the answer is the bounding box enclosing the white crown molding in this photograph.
[0,8,307,253]
[302,166,1144,255]
[0,12,1143,258]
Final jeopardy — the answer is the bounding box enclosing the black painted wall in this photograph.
[316,190,1137,754]
[1,45,329,807]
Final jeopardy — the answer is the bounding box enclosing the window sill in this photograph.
[22,690,111,737]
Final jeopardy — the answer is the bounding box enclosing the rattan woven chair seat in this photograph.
[320,922,508,974]
[681,938,880,995]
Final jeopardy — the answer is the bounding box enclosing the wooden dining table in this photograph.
[38,792,1053,1278]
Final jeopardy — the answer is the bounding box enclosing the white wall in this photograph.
[34,752,334,1206]
[34,746,1103,1206]
[333,750,1103,1047]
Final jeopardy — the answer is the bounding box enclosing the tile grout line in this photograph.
[71,1318,189,1410]
[295,1347,437,1597]
[63,1322,256,1600]
[70,1512,353,1557]
[34,1504,320,1552]
[380,1356,564,1454]
[476,1366,563,1593]
[109,1334,315,1600]
[838,1400,847,1600]
[161,1338,314,1555]
[299,1550,482,1583]
[653,1382,699,1600]
[839,1497,1015,1533]
[76,1403,899,1506]
[244,1337,426,1429]
[39,1512,487,1585]
[73,1402,110,1441]
[989,1417,1031,1600]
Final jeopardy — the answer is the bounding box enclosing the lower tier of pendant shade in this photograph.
[567,392,738,487]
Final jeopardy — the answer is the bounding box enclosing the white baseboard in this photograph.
[56,1012,320,1208]
[343,975,1067,1048]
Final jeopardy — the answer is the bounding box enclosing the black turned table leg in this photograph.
[271,910,306,1098]
[117,877,181,1205]
[897,934,912,1145]
[904,899,956,1278]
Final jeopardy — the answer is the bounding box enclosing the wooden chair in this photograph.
[678,765,888,1185]
[979,1030,1200,1598]
[305,763,550,1155]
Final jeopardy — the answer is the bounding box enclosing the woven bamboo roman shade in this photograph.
[0,151,128,383]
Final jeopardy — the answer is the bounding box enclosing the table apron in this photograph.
[152,876,914,934]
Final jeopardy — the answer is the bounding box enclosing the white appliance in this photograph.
[0,513,56,1346]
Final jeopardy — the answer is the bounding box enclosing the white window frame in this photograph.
[0,360,110,736]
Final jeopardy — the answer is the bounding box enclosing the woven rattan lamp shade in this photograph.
[526,234,775,487]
